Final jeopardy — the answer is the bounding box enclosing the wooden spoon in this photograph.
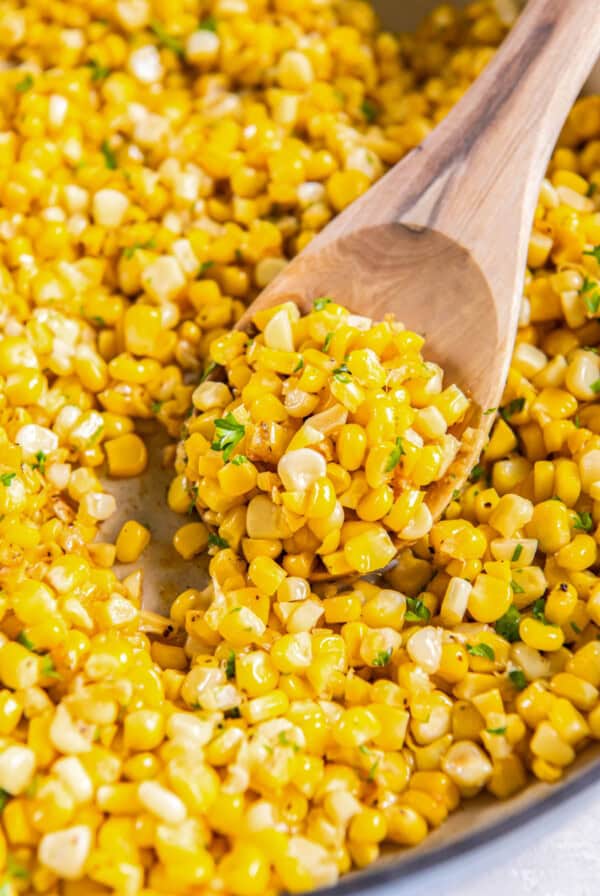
[237,0,600,524]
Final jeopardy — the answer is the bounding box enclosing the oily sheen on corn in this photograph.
[1,0,600,894]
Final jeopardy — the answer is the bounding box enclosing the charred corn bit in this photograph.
[1,0,600,893]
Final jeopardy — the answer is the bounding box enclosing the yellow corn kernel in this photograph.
[248,556,287,596]
[468,574,512,623]
[343,525,396,574]
[115,520,150,564]
[551,672,599,710]
[530,721,575,766]
[173,522,209,560]
[520,617,565,651]
[105,433,148,477]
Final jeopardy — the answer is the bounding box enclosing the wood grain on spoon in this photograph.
[237,0,600,528]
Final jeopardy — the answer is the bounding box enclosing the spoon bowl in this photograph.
[239,222,494,521]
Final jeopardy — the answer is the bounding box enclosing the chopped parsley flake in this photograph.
[509,669,527,691]
[15,74,33,92]
[323,332,334,352]
[151,401,163,414]
[123,239,156,259]
[466,643,495,661]
[208,533,229,550]
[584,245,600,263]
[385,437,405,473]
[101,140,117,169]
[225,650,235,679]
[187,483,199,515]
[197,260,214,278]
[85,59,111,81]
[199,15,218,31]
[88,423,104,446]
[571,621,582,634]
[150,21,185,57]
[487,726,507,735]
[372,648,392,667]
[333,363,351,383]
[574,511,594,532]
[231,455,247,466]
[532,598,549,624]
[7,855,28,879]
[582,276,600,313]
[278,731,299,751]
[17,631,35,651]
[199,361,219,383]
[211,413,245,461]
[500,397,525,420]
[405,597,430,623]
[511,543,523,562]
[510,579,525,594]
[0,473,16,487]
[313,296,332,311]
[591,378,600,393]
[32,451,47,473]
[40,656,61,679]
[293,357,304,373]
[361,99,378,122]
[469,463,485,483]
[495,605,521,643]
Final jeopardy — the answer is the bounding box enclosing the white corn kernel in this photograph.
[53,757,94,804]
[50,704,94,754]
[399,503,433,540]
[138,780,187,824]
[512,342,547,378]
[0,744,36,794]
[92,189,130,228]
[565,350,600,400]
[141,256,186,303]
[116,0,149,30]
[81,492,116,521]
[264,308,295,352]
[39,826,92,879]
[186,29,220,64]
[192,381,232,411]
[406,626,443,674]
[15,423,58,457]
[129,44,163,83]
[277,576,310,603]
[278,448,327,492]
[441,577,472,625]
[441,740,493,792]
[414,405,447,440]
[166,712,214,745]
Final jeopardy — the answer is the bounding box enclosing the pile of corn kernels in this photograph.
[2,1,600,893]
[173,298,472,577]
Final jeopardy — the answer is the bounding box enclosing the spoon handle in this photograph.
[384,0,600,311]
[306,0,600,333]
